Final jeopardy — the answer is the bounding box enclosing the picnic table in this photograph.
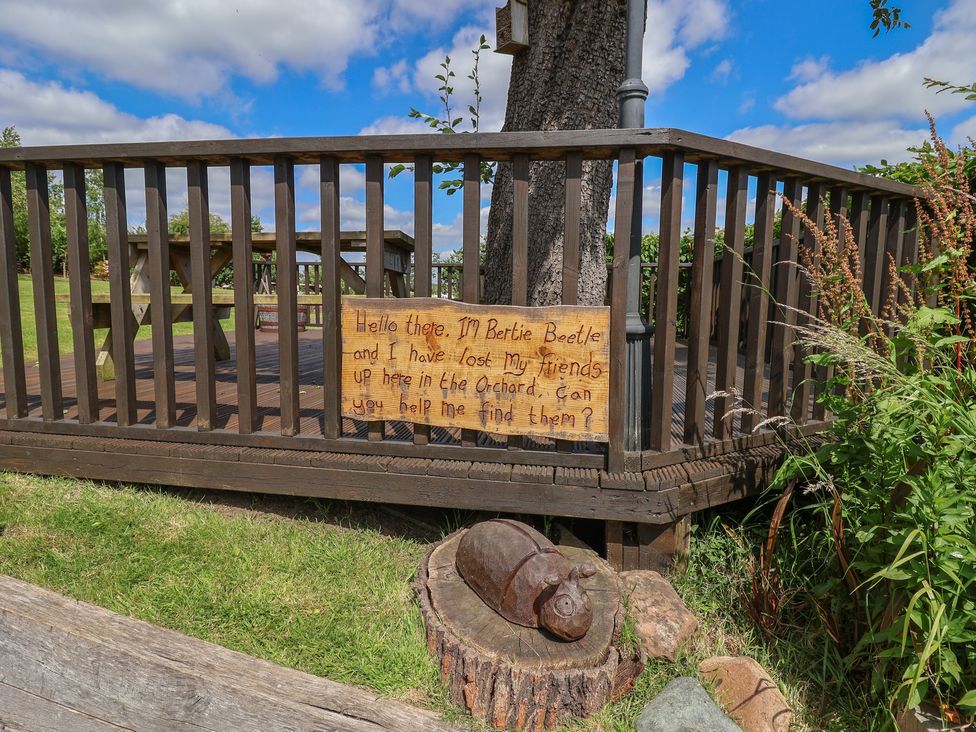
[63,230,414,380]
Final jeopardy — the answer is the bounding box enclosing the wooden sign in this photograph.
[341,298,610,441]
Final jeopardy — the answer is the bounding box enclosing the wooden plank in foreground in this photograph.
[0,574,457,732]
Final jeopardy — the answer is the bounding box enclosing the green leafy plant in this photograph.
[869,0,910,37]
[388,36,494,195]
[767,121,976,727]
[924,77,976,103]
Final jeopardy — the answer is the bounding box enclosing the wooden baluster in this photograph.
[608,149,636,473]
[274,156,299,436]
[460,153,481,448]
[64,164,99,424]
[26,164,63,421]
[413,155,433,445]
[144,161,176,429]
[809,186,851,420]
[649,151,684,452]
[881,200,906,321]
[557,152,583,454]
[741,173,777,434]
[901,204,919,305]
[562,153,582,305]
[230,158,257,434]
[790,183,825,424]
[863,195,889,319]
[767,178,802,418]
[848,191,870,281]
[187,161,216,430]
[103,162,136,426]
[712,167,748,440]
[0,169,27,418]
[683,159,718,444]
[508,153,530,451]
[365,155,385,441]
[320,156,342,440]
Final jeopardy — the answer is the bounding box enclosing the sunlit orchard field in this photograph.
[3,274,235,366]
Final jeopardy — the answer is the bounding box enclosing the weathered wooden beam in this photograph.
[0,575,457,732]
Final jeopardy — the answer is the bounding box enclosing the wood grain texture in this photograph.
[0,169,27,419]
[341,298,610,441]
[864,195,889,317]
[230,158,257,434]
[365,156,385,442]
[26,164,63,421]
[412,156,433,446]
[607,150,636,472]
[461,154,482,448]
[103,163,137,425]
[768,178,802,418]
[144,160,176,429]
[562,152,582,305]
[684,159,718,444]
[650,151,684,452]
[0,574,457,732]
[320,157,343,440]
[63,164,99,424]
[791,183,825,424]
[0,128,921,199]
[274,156,300,436]
[713,167,748,440]
[188,161,217,430]
[740,172,777,434]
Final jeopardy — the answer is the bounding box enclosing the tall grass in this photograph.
[764,119,976,728]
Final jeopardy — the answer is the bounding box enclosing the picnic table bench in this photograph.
[57,230,414,380]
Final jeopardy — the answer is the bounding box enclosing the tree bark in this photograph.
[485,1,626,307]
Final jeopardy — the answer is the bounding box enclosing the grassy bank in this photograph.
[7,274,232,365]
[0,471,876,730]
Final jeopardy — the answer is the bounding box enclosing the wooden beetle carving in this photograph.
[455,519,596,641]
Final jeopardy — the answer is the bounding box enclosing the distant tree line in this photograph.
[3,125,262,278]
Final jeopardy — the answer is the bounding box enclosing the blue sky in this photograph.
[0,0,973,253]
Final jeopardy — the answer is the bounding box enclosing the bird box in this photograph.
[495,0,529,55]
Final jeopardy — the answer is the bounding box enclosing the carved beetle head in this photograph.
[539,563,596,641]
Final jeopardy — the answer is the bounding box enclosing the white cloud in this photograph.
[386,0,495,32]
[711,59,734,83]
[358,116,433,136]
[372,59,412,94]
[0,69,231,145]
[788,56,830,83]
[411,26,511,132]
[297,163,366,194]
[643,0,730,95]
[726,120,933,168]
[775,0,976,121]
[0,0,384,100]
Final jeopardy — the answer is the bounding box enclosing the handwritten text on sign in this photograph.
[340,298,610,441]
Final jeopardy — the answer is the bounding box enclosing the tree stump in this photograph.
[415,530,643,730]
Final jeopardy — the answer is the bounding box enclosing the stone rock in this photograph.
[698,656,793,732]
[619,570,699,661]
[635,676,742,732]
[897,704,969,732]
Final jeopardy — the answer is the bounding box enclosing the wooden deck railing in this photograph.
[0,128,921,473]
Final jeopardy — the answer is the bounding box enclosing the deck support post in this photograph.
[619,0,651,453]
[605,516,690,574]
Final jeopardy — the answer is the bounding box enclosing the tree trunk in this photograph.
[485,1,626,307]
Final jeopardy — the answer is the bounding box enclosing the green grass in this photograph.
[0,472,875,730]
[10,274,234,365]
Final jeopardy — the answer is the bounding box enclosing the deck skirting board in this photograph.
[0,430,803,523]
